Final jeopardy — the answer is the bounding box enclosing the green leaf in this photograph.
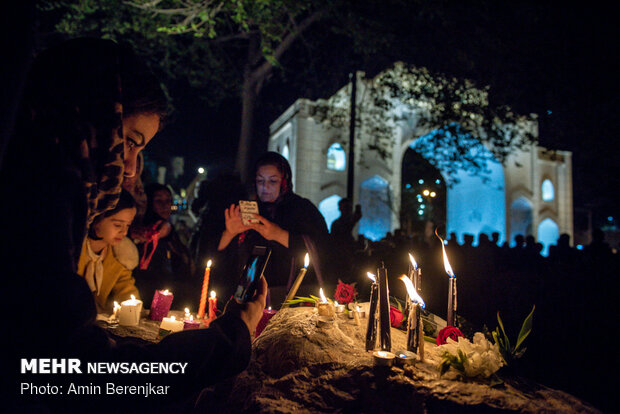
[515,305,535,350]
[496,311,511,351]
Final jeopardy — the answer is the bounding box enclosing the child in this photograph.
[78,190,140,313]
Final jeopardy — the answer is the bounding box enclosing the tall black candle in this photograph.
[365,273,379,351]
[377,262,391,352]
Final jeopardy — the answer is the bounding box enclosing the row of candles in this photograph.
[367,237,458,367]
[110,257,219,333]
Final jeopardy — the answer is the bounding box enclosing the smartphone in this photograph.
[239,200,260,226]
[233,245,271,303]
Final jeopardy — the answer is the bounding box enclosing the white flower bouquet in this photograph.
[435,332,505,378]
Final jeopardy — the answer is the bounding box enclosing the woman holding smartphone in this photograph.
[218,152,332,305]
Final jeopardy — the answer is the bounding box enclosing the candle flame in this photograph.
[356,305,360,311]
[367,272,377,283]
[304,253,309,268]
[334,301,339,306]
[408,253,418,269]
[268,306,272,311]
[377,351,390,358]
[184,307,190,315]
[319,288,327,303]
[435,228,455,278]
[170,316,176,321]
[210,291,216,299]
[162,289,170,295]
[113,301,121,310]
[130,294,136,301]
[189,315,194,321]
[400,275,426,308]
[206,259,212,268]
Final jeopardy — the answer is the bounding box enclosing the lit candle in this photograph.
[109,301,121,323]
[316,288,335,318]
[149,289,174,321]
[334,301,345,313]
[377,263,391,352]
[436,230,457,327]
[365,272,379,351]
[394,350,417,366]
[400,275,426,360]
[353,305,361,326]
[198,260,212,319]
[255,306,277,337]
[372,350,395,367]
[118,295,143,326]
[183,314,201,330]
[184,307,190,320]
[160,315,184,336]
[283,253,309,306]
[408,253,421,293]
[206,290,217,326]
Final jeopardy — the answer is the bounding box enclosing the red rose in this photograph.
[436,326,465,345]
[389,306,403,328]
[334,280,357,305]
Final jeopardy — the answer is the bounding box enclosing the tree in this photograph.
[45,0,327,180]
[310,63,536,184]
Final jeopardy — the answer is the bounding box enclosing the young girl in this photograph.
[78,190,140,313]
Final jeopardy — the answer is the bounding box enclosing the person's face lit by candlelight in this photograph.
[122,113,160,178]
[256,164,283,203]
[92,207,137,246]
[152,188,173,221]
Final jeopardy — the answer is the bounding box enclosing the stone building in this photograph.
[268,68,573,254]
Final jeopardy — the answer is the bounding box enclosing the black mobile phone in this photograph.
[233,245,271,303]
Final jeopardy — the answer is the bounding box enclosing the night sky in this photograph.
[2,2,618,227]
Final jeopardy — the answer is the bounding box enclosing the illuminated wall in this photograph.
[318,194,342,232]
[358,175,391,241]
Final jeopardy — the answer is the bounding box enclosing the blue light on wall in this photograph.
[318,194,342,232]
[510,197,533,245]
[282,144,290,161]
[327,143,346,171]
[411,127,506,245]
[358,175,391,241]
[537,218,559,256]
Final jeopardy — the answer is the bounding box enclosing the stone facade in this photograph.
[268,72,573,251]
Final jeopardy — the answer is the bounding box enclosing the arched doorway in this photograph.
[401,148,446,238]
[537,218,559,256]
[318,194,342,232]
[510,197,533,245]
[359,175,391,241]
[405,128,506,245]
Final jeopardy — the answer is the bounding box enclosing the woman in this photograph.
[133,183,195,307]
[78,190,140,313]
[218,152,331,305]
[2,38,265,412]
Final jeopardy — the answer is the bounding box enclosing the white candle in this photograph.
[160,315,184,333]
[372,350,395,367]
[316,288,335,318]
[118,295,143,326]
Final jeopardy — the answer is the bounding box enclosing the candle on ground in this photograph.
[255,306,277,337]
[377,263,391,352]
[400,275,425,359]
[365,272,379,351]
[334,301,345,313]
[118,295,143,326]
[283,253,309,306]
[436,230,457,326]
[198,260,212,319]
[372,350,395,367]
[149,289,173,321]
[110,301,121,322]
[316,288,335,318]
[160,315,184,335]
[206,290,217,325]
[183,314,201,330]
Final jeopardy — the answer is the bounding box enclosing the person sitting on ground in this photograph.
[78,190,140,313]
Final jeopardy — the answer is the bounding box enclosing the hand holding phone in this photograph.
[239,200,260,226]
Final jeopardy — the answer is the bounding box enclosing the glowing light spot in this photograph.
[327,143,346,171]
[418,179,424,184]
[423,190,430,196]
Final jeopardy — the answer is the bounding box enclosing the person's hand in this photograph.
[224,204,250,237]
[224,276,268,334]
[247,214,289,247]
